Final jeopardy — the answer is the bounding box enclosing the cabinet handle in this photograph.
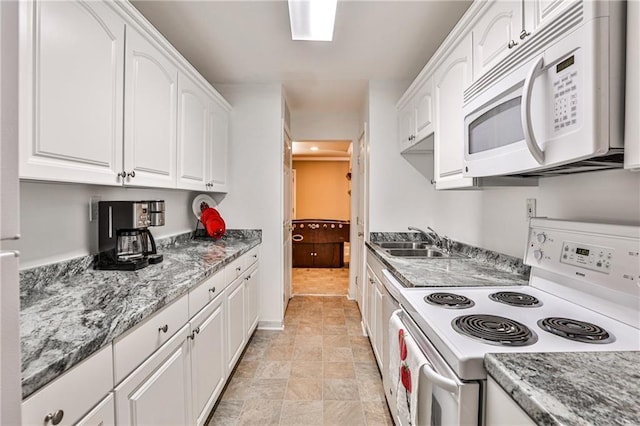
[236,266,242,272]
[253,254,258,259]
[44,410,64,425]
[127,170,136,178]
[117,171,127,178]
[208,286,216,293]
[188,327,200,340]
[508,39,518,49]
[158,324,168,333]
[194,327,200,334]
[519,29,530,40]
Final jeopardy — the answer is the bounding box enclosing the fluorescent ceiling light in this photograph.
[310,146,320,151]
[288,0,337,41]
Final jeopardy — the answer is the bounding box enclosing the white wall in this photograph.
[366,82,640,258]
[217,83,284,328]
[3,182,197,269]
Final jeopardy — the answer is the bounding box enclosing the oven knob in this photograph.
[534,249,543,261]
[536,233,547,243]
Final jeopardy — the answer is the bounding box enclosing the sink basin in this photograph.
[375,241,429,249]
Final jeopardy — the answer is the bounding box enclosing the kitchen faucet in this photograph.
[407,226,451,253]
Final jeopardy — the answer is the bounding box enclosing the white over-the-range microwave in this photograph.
[463,1,625,178]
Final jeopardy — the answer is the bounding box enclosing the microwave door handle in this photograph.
[421,363,459,394]
[521,56,546,164]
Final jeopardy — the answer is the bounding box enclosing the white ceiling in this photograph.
[292,140,352,159]
[132,0,472,113]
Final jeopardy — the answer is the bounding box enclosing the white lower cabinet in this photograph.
[190,294,226,426]
[485,377,535,426]
[76,393,115,426]
[225,277,246,370]
[244,266,259,338]
[115,324,192,426]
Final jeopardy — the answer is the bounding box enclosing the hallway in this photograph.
[292,268,350,296]
[207,296,392,425]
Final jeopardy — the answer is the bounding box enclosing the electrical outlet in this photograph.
[89,196,101,222]
[526,198,536,218]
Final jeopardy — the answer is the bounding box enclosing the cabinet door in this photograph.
[115,325,192,426]
[177,72,208,190]
[245,268,259,337]
[373,282,384,370]
[525,0,574,34]
[123,25,177,188]
[208,101,229,192]
[292,243,314,268]
[473,1,521,80]
[225,278,246,370]
[433,34,475,190]
[365,267,376,339]
[191,295,226,426]
[19,0,124,185]
[314,243,342,268]
[397,103,415,151]
[76,393,115,426]
[414,77,434,141]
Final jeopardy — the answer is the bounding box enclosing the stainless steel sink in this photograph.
[385,248,449,257]
[375,241,429,249]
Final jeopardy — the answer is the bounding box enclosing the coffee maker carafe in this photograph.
[95,201,165,270]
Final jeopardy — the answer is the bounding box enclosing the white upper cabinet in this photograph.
[433,34,474,190]
[177,72,209,191]
[525,0,575,34]
[123,25,178,188]
[207,100,230,192]
[472,1,521,80]
[397,76,433,152]
[19,0,125,185]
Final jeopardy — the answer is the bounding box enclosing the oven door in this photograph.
[398,308,481,426]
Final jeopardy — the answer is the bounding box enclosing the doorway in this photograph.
[290,140,353,296]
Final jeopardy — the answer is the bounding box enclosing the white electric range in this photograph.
[387,218,640,425]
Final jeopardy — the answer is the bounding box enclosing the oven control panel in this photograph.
[559,242,613,274]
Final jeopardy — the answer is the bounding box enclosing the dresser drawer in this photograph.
[244,246,260,269]
[224,256,245,284]
[188,270,225,317]
[22,345,113,426]
[113,295,189,384]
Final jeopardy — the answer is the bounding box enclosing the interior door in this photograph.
[283,125,293,311]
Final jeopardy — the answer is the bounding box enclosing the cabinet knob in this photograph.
[44,410,64,425]
[253,254,258,259]
[508,39,518,49]
[118,171,127,178]
[208,287,216,293]
[194,327,200,334]
[158,324,168,333]
[127,170,136,178]
[519,29,530,40]
[236,266,242,272]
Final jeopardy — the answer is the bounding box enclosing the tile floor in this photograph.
[206,296,393,425]
[292,268,350,296]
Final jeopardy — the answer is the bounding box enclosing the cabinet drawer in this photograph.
[244,246,260,269]
[76,392,115,426]
[188,271,225,317]
[113,295,189,383]
[22,345,113,426]
[224,256,245,284]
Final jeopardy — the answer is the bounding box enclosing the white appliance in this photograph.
[462,1,625,177]
[387,218,640,426]
[0,0,22,424]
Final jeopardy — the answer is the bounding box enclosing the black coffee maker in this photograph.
[95,200,165,270]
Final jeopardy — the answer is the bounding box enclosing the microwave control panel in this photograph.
[552,54,579,133]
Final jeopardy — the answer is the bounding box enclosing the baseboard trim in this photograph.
[258,320,284,330]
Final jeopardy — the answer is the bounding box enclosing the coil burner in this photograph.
[488,291,542,307]
[452,314,538,346]
[538,317,615,344]
[424,292,475,309]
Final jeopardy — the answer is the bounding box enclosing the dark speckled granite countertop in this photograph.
[20,230,261,399]
[485,352,640,426]
[366,235,529,288]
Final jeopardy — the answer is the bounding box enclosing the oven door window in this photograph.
[468,97,524,154]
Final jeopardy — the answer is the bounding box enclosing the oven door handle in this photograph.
[422,362,459,394]
[521,55,545,165]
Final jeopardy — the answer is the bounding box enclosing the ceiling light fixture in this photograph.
[288,0,337,42]
[310,146,320,151]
